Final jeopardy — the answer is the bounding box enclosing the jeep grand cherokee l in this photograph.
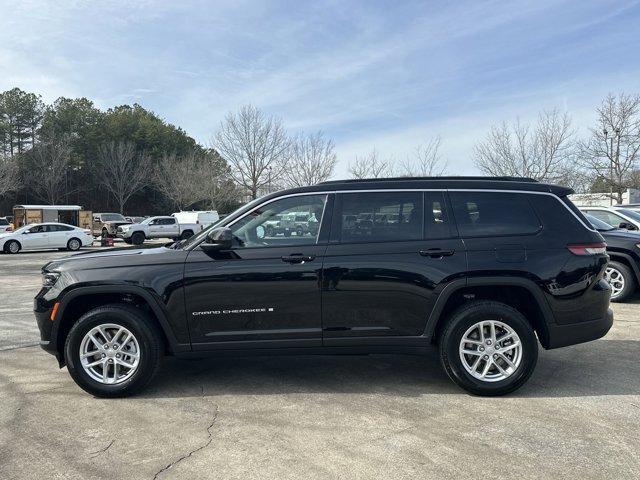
[34,177,613,397]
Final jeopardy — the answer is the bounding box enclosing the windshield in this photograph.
[585,214,615,231]
[141,217,156,225]
[102,214,126,222]
[616,209,640,222]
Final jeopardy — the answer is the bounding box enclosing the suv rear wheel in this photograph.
[439,301,538,396]
[64,304,163,397]
[604,261,636,302]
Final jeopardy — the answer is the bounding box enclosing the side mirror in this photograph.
[201,227,233,251]
[619,222,637,230]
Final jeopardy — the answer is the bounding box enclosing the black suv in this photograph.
[35,177,613,397]
[585,214,640,302]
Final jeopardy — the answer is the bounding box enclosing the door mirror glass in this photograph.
[202,227,233,250]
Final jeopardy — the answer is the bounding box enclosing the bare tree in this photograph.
[0,153,21,198]
[96,141,150,213]
[154,150,237,210]
[474,109,575,182]
[400,136,446,176]
[282,131,337,187]
[348,149,393,179]
[27,136,71,204]
[212,105,290,200]
[578,93,640,204]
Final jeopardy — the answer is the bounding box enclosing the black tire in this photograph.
[180,230,194,240]
[64,304,163,398]
[439,301,538,396]
[606,261,636,302]
[131,231,145,245]
[284,230,291,237]
[67,237,82,251]
[124,238,132,244]
[4,240,21,254]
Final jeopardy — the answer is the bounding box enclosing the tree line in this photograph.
[0,90,340,215]
[2,87,640,217]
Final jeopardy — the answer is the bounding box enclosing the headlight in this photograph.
[42,272,60,288]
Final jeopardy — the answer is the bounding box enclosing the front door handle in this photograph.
[281,254,316,264]
[419,248,455,258]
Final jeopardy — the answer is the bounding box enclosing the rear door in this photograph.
[321,190,466,345]
[163,217,180,237]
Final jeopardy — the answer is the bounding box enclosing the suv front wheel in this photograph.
[64,304,163,397]
[439,301,538,396]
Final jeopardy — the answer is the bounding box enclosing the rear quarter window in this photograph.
[450,192,541,237]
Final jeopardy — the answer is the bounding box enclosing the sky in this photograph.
[1,0,640,178]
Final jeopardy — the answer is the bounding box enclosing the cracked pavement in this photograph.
[1,250,639,479]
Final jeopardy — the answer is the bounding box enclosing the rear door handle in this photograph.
[419,248,455,258]
[281,254,316,264]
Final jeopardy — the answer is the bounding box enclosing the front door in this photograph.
[321,191,466,345]
[184,193,331,350]
[21,224,50,249]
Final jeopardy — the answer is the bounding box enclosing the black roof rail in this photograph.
[318,176,538,185]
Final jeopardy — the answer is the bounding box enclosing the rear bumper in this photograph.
[546,307,613,349]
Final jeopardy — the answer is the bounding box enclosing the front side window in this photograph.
[451,192,541,237]
[230,194,327,248]
[340,192,423,243]
[585,210,625,227]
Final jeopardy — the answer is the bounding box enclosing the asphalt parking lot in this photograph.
[1,247,639,479]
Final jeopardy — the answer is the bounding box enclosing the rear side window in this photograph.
[340,192,423,243]
[450,192,541,237]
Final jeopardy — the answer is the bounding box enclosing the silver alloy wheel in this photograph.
[604,266,625,298]
[8,241,20,253]
[68,238,80,250]
[79,323,140,385]
[459,320,523,382]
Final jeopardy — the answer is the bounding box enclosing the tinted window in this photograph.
[0,218,8,226]
[451,192,541,237]
[340,192,423,243]
[161,218,176,225]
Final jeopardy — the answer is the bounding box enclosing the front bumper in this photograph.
[34,290,64,366]
[546,307,614,349]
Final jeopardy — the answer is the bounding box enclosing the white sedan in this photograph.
[0,223,94,254]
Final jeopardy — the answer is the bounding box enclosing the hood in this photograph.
[43,245,187,273]
[104,220,132,227]
[599,228,640,241]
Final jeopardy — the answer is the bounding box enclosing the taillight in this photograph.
[567,243,607,255]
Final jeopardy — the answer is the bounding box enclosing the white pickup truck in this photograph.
[116,216,198,245]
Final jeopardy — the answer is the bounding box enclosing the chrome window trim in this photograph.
[187,187,594,250]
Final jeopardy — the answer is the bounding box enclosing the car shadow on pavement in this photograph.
[140,339,640,400]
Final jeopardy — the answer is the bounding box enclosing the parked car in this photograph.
[172,210,219,230]
[1,222,93,254]
[92,213,132,238]
[116,216,198,245]
[580,206,640,231]
[0,217,12,233]
[35,176,613,398]
[585,214,640,302]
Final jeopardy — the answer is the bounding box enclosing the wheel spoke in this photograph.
[118,358,135,369]
[471,356,482,372]
[461,349,482,356]
[112,327,124,344]
[89,334,103,350]
[481,359,492,378]
[490,321,496,343]
[478,322,485,342]
[500,341,520,352]
[85,358,104,368]
[498,353,516,369]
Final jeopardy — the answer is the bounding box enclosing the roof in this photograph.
[13,205,82,211]
[274,176,573,197]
